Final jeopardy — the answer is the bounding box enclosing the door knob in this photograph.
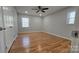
[0,27,6,31]
[2,28,6,30]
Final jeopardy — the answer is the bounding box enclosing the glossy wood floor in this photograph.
[9,32,71,53]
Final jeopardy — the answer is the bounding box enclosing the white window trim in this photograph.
[67,10,76,24]
[21,17,29,28]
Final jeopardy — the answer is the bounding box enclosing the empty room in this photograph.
[0,6,79,53]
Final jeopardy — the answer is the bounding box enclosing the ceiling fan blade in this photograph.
[42,10,45,13]
[36,10,39,13]
[42,8,48,10]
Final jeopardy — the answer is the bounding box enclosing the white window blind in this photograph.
[67,11,76,24]
[22,17,29,27]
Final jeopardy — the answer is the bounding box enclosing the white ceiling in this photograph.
[15,6,68,16]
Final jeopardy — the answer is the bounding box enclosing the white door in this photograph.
[2,6,14,51]
[0,7,5,53]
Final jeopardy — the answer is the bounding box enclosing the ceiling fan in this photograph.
[32,6,49,13]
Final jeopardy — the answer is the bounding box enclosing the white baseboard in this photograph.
[45,32,71,40]
[6,34,18,53]
[19,31,43,34]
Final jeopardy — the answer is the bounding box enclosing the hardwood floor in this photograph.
[9,32,71,53]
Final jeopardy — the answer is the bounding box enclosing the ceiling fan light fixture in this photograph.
[39,13,42,16]
[25,11,28,13]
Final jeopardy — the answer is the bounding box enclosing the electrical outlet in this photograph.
[72,31,79,38]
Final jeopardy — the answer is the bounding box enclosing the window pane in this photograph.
[67,11,76,24]
[22,17,29,27]
[69,18,75,24]
[69,11,76,18]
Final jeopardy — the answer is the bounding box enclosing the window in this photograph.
[8,16,14,26]
[22,17,29,27]
[67,11,76,24]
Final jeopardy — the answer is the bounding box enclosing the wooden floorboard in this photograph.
[9,32,71,53]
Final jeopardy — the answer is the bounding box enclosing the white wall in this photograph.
[43,7,79,40]
[18,14,43,32]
